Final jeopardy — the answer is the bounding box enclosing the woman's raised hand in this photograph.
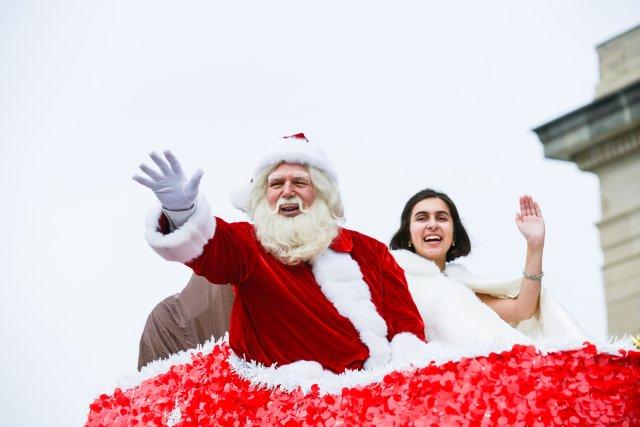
[133,150,204,211]
[515,195,545,249]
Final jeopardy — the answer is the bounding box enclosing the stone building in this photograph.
[533,24,640,337]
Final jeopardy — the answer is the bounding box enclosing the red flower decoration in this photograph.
[86,343,640,426]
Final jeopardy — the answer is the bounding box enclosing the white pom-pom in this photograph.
[229,184,252,213]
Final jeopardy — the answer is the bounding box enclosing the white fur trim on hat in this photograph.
[229,133,338,213]
[253,137,338,184]
[229,184,252,213]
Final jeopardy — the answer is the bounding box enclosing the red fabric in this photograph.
[185,218,425,373]
[86,342,640,426]
[283,133,308,141]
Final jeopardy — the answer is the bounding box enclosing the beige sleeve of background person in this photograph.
[137,274,235,370]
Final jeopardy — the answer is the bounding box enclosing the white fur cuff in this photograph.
[390,332,430,368]
[145,195,216,263]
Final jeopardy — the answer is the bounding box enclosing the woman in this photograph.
[390,188,587,350]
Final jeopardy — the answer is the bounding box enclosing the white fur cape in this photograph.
[392,249,588,345]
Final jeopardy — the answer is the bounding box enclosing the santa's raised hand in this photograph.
[515,195,545,249]
[133,150,204,211]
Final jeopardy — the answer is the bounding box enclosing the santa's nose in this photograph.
[282,181,294,197]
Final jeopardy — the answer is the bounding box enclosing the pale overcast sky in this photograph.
[1,1,639,425]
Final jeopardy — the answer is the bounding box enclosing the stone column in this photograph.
[533,24,640,338]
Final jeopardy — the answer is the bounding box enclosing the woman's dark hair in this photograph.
[390,188,471,262]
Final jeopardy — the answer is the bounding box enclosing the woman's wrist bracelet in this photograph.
[523,270,544,281]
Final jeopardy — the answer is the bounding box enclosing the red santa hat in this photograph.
[230,133,339,213]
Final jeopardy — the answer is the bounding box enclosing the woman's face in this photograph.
[409,197,454,268]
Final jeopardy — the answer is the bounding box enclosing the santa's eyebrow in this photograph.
[267,173,284,182]
[291,172,311,180]
[267,171,311,182]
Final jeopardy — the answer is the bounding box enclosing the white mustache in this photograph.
[271,196,309,214]
[254,197,338,265]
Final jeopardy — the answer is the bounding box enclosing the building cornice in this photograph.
[573,126,640,170]
[532,80,640,171]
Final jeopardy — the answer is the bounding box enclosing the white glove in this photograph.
[133,150,204,211]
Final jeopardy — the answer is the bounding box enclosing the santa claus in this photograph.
[133,133,429,374]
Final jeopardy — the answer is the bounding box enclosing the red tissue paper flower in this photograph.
[86,343,640,426]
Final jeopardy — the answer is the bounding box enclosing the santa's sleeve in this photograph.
[377,245,433,367]
[378,244,426,341]
[145,195,252,284]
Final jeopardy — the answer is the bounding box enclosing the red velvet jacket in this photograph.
[149,201,426,374]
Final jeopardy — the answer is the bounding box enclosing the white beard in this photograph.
[253,197,339,265]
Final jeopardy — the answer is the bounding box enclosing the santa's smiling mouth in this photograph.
[279,204,301,217]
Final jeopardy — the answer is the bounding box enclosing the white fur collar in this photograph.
[391,249,442,276]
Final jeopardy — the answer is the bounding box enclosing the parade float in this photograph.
[86,336,640,426]
[90,137,640,426]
